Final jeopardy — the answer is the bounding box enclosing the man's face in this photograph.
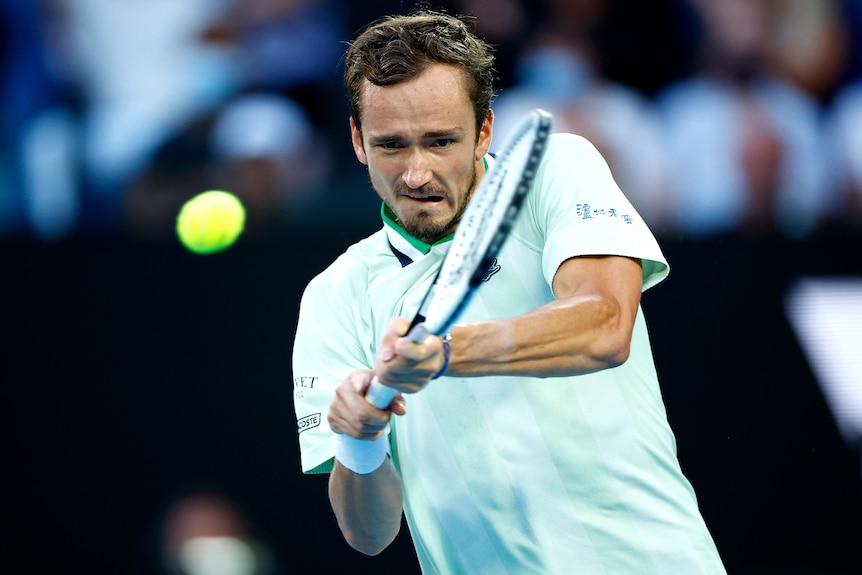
[351,63,493,243]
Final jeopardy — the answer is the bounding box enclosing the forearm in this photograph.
[448,294,634,378]
[329,457,404,555]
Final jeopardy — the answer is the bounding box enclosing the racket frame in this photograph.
[364,109,552,408]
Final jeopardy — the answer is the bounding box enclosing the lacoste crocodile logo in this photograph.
[483,258,501,281]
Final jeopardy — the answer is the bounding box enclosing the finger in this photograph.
[330,372,396,436]
[379,317,412,363]
[346,370,374,394]
[389,393,407,416]
[328,398,389,437]
[393,334,437,362]
[328,414,385,440]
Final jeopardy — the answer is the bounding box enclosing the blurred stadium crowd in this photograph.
[3,0,862,243]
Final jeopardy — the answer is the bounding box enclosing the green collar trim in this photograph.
[381,203,454,254]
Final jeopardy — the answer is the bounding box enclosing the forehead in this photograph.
[358,63,474,133]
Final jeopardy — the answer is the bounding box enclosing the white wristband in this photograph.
[334,433,388,474]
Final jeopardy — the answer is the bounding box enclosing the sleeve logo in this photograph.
[293,376,318,400]
[297,413,322,434]
[576,203,634,224]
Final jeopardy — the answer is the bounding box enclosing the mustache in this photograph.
[394,182,448,199]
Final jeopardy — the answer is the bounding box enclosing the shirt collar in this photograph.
[382,204,453,264]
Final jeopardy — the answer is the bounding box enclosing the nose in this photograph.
[402,149,432,189]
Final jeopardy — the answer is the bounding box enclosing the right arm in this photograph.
[329,458,403,555]
[327,370,406,555]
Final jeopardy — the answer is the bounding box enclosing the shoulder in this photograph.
[302,228,388,303]
[544,131,598,155]
[532,132,616,193]
[542,132,608,169]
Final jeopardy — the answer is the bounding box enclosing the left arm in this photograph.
[375,254,643,390]
[449,255,642,377]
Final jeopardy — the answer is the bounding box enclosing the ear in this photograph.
[350,117,368,165]
[476,110,494,161]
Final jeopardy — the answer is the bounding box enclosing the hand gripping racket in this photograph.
[364,109,553,408]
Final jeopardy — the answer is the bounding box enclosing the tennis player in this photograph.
[292,9,726,574]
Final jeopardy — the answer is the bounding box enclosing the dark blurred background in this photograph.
[4,0,862,573]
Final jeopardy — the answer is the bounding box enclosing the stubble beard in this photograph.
[386,164,478,244]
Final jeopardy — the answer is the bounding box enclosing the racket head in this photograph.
[414,108,553,337]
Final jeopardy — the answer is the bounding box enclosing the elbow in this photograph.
[603,342,630,369]
[342,527,399,556]
[595,300,635,369]
[592,328,632,370]
[588,341,629,371]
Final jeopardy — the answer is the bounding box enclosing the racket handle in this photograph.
[406,323,431,343]
[365,376,396,409]
[364,323,433,408]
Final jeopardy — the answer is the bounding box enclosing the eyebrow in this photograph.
[423,128,464,139]
[368,128,465,143]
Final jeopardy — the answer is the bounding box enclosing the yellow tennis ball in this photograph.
[176,191,246,254]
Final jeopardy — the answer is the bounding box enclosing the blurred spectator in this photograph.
[199,0,346,126]
[119,0,344,241]
[826,79,862,230]
[1,0,78,239]
[767,0,848,102]
[121,111,214,242]
[201,0,344,85]
[655,0,832,238]
[18,0,348,237]
[588,0,702,97]
[8,0,859,240]
[50,0,244,232]
[210,92,330,231]
[491,16,669,230]
[124,91,330,242]
[448,0,544,89]
[153,485,280,575]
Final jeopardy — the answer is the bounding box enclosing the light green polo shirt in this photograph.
[292,133,725,574]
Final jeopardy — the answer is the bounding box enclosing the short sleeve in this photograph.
[526,134,669,292]
[292,255,373,474]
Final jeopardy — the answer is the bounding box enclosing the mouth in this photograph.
[402,190,446,204]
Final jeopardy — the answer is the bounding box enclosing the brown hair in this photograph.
[344,9,496,135]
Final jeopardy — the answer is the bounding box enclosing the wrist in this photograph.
[432,333,452,379]
[334,433,388,474]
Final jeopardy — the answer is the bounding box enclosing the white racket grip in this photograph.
[365,375,396,409]
[364,323,433,408]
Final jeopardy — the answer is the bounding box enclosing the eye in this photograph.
[434,138,454,148]
[379,141,403,150]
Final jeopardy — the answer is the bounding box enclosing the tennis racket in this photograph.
[364,108,553,408]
